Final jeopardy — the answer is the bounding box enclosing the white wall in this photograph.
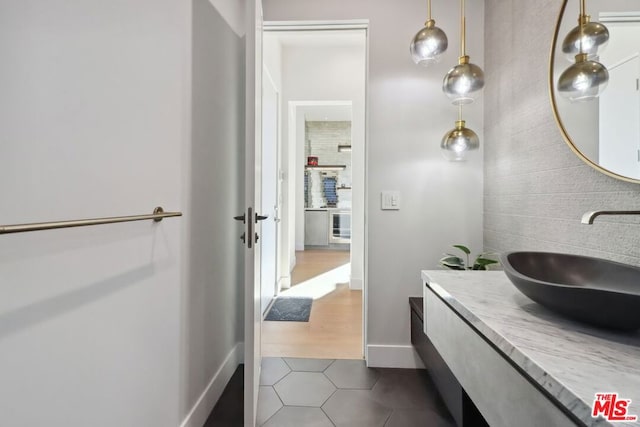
[264,0,484,367]
[0,1,186,425]
[181,0,245,426]
[0,1,245,426]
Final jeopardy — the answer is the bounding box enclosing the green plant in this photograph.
[439,245,499,271]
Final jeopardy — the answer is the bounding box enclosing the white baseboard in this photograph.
[263,298,276,320]
[238,342,244,363]
[366,344,425,369]
[349,277,363,290]
[278,276,291,291]
[179,342,244,427]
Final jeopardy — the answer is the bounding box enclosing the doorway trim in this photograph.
[265,20,369,31]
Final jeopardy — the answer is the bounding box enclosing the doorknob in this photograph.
[253,212,266,246]
[235,214,247,246]
[236,208,261,249]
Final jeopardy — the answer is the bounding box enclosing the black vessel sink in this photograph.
[501,251,640,331]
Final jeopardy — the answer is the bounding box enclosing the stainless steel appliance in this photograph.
[329,210,351,244]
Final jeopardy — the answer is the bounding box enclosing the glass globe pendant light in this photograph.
[561,0,609,61]
[557,0,609,103]
[410,0,448,66]
[442,0,485,105]
[557,53,609,102]
[441,105,479,162]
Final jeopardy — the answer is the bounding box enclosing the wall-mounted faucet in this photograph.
[581,210,640,225]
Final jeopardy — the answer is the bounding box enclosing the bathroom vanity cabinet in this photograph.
[409,298,486,427]
[419,271,640,427]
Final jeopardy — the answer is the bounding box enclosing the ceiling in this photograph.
[265,29,366,48]
[303,105,352,122]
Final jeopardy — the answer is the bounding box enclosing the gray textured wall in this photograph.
[483,0,640,267]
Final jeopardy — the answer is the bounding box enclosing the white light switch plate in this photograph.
[381,191,400,210]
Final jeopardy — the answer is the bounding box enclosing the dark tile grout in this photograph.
[257,384,285,426]
[280,357,337,373]
[319,405,338,427]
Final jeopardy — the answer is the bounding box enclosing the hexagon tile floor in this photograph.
[257,357,455,427]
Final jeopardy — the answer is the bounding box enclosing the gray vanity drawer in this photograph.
[425,288,577,427]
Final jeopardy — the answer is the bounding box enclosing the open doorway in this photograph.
[260,23,367,360]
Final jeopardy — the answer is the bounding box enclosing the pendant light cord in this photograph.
[578,0,585,54]
[460,0,466,57]
[458,104,463,122]
[427,0,432,21]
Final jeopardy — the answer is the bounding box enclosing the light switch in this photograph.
[381,191,400,210]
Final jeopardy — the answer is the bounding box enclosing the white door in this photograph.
[260,70,279,315]
[243,0,263,425]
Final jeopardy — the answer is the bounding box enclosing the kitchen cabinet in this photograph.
[304,210,329,246]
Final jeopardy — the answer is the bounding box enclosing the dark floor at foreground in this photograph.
[204,359,455,426]
[204,364,244,426]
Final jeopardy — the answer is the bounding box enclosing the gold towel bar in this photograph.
[0,207,182,235]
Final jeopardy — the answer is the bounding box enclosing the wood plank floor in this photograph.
[262,250,363,359]
[290,249,350,286]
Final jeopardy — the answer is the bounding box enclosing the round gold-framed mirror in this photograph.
[550,0,640,184]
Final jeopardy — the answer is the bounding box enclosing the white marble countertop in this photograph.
[422,270,640,427]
